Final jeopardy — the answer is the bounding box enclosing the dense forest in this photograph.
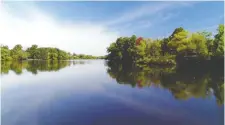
[106,24,224,67]
[1,44,105,61]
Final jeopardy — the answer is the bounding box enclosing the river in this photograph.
[1,60,224,125]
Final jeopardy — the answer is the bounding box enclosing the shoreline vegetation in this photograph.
[1,24,224,67]
[1,44,105,61]
[106,24,224,68]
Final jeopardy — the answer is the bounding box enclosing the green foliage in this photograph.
[1,44,102,61]
[106,24,224,66]
[1,45,12,61]
[213,24,224,56]
[145,39,161,57]
[198,31,214,55]
[10,44,28,60]
[168,27,189,53]
[26,45,38,59]
[190,33,208,57]
[107,35,137,62]
[135,39,146,59]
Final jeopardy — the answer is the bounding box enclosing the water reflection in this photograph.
[1,60,87,75]
[106,61,224,106]
[1,60,223,125]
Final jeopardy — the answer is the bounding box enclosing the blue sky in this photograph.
[0,1,224,56]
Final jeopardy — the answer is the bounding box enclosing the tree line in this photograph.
[1,44,105,61]
[106,24,224,66]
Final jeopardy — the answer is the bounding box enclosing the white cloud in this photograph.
[105,3,172,26]
[104,2,195,34]
[105,2,194,26]
[0,3,119,56]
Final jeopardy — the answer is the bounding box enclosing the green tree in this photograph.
[37,48,49,60]
[198,31,213,55]
[213,24,224,56]
[146,39,161,57]
[26,44,39,59]
[1,45,12,60]
[10,44,28,60]
[190,33,208,57]
[48,48,58,60]
[161,38,170,56]
[168,27,189,55]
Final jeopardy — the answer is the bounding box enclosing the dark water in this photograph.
[1,60,224,125]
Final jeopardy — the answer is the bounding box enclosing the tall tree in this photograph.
[198,31,213,55]
[168,27,189,55]
[26,44,38,59]
[213,24,224,56]
[146,39,161,57]
[190,33,208,57]
[1,45,12,60]
[10,44,28,60]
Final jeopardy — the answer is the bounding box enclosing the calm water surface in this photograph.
[1,60,224,125]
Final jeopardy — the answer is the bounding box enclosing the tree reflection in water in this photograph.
[106,61,224,106]
[1,60,86,75]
